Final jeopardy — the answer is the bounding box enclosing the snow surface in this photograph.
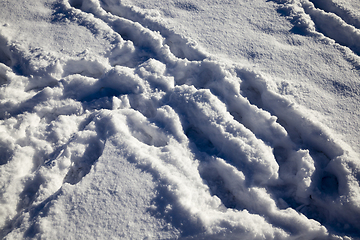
[0,0,360,239]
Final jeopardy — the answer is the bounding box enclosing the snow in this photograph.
[0,0,360,239]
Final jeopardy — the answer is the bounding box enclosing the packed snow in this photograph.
[0,0,360,239]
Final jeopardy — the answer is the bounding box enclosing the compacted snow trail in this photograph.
[272,0,360,61]
[0,0,360,239]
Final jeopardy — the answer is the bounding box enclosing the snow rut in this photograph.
[272,0,360,61]
[0,0,360,239]
[308,0,360,29]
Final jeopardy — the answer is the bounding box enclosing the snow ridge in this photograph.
[0,0,360,239]
[309,0,360,29]
[272,0,360,68]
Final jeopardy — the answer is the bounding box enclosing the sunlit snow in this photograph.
[1,0,360,239]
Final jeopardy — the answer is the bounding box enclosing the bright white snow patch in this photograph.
[0,0,360,239]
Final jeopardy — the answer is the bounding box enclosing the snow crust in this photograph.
[0,0,360,239]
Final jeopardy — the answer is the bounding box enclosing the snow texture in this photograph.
[0,0,360,239]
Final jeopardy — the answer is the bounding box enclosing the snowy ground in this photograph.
[0,0,360,239]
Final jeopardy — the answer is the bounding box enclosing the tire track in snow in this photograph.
[308,0,360,29]
[272,0,360,59]
[303,0,360,56]
[69,0,207,62]
[1,0,360,239]
[63,0,360,236]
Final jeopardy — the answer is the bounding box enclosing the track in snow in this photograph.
[308,0,360,29]
[0,0,360,239]
[272,0,360,63]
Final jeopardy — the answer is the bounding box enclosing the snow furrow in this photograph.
[69,0,206,61]
[303,0,360,56]
[272,0,360,57]
[308,0,360,30]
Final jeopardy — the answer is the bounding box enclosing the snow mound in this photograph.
[0,0,359,239]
